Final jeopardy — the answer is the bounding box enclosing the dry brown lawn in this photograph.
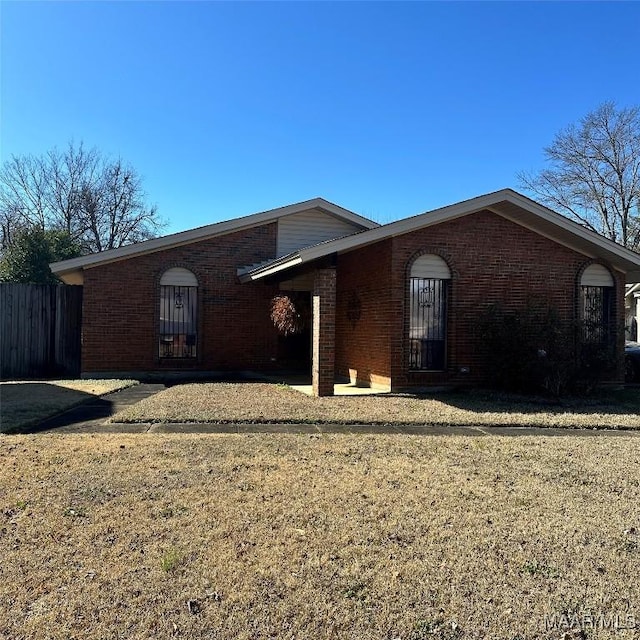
[1,432,639,639]
[0,379,137,433]
[111,382,640,430]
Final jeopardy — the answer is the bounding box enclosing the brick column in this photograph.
[312,267,336,397]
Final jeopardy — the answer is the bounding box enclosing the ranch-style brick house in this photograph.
[51,189,640,396]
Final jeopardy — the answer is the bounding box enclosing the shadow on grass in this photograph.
[258,371,640,419]
[0,383,114,434]
[392,387,640,418]
[160,372,312,388]
[155,374,640,423]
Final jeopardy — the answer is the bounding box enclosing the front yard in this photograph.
[1,432,639,639]
[111,382,640,430]
[0,379,137,433]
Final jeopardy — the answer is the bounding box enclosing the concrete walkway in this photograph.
[29,383,167,434]
[140,422,640,437]
[26,383,640,437]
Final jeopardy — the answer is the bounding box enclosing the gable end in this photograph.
[277,208,366,257]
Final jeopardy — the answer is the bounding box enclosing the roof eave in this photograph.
[238,256,303,283]
[502,191,640,265]
[50,197,376,274]
[243,189,640,283]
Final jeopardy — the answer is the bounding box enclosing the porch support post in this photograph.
[312,267,336,397]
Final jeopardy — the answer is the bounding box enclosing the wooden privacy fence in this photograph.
[0,284,83,379]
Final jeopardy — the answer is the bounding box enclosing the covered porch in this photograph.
[240,259,342,397]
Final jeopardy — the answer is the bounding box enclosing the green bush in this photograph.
[478,303,618,396]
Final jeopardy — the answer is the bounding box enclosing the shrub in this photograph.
[478,303,618,396]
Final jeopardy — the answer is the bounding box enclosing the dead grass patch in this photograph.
[0,433,638,639]
[0,379,137,433]
[111,382,640,429]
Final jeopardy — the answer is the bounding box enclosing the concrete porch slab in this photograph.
[289,381,392,396]
[246,372,391,396]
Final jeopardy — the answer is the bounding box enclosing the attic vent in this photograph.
[160,267,198,287]
[580,264,613,287]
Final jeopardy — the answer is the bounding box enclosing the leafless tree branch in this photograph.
[0,141,164,254]
[518,102,640,251]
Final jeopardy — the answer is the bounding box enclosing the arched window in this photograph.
[409,255,451,370]
[159,268,198,358]
[580,264,614,344]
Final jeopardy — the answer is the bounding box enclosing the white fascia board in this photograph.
[487,206,606,261]
[300,189,640,276]
[503,191,640,266]
[50,197,374,274]
[240,188,640,284]
[239,256,303,282]
[314,199,380,229]
[247,190,518,278]
[299,190,513,261]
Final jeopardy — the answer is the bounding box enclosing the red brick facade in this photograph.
[336,210,625,389]
[335,240,394,389]
[312,268,336,396]
[80,209,626,388]
[82,224,280,374]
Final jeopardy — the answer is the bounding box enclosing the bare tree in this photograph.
[0,202,28,251]
[519,102,640,250]
[0,153,49,239]
[46,142,102,237]
[0,141,163,254]
[75,158,161,251]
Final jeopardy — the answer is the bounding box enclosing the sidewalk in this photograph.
[136,422,640,437]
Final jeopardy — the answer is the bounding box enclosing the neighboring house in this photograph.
[51,189,640,396]
[626,283,640,342]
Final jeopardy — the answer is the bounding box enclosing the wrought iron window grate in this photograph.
[409,277,447,370]
[581,285,613,345]
[159,285,197,358]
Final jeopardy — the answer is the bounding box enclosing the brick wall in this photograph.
[312,268,336,396]
[82,209,626,386]
[335,240,393,389]
[336,210,626,389]
[82,223,280,374]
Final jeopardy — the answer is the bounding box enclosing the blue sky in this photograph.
[2,1,639,233]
